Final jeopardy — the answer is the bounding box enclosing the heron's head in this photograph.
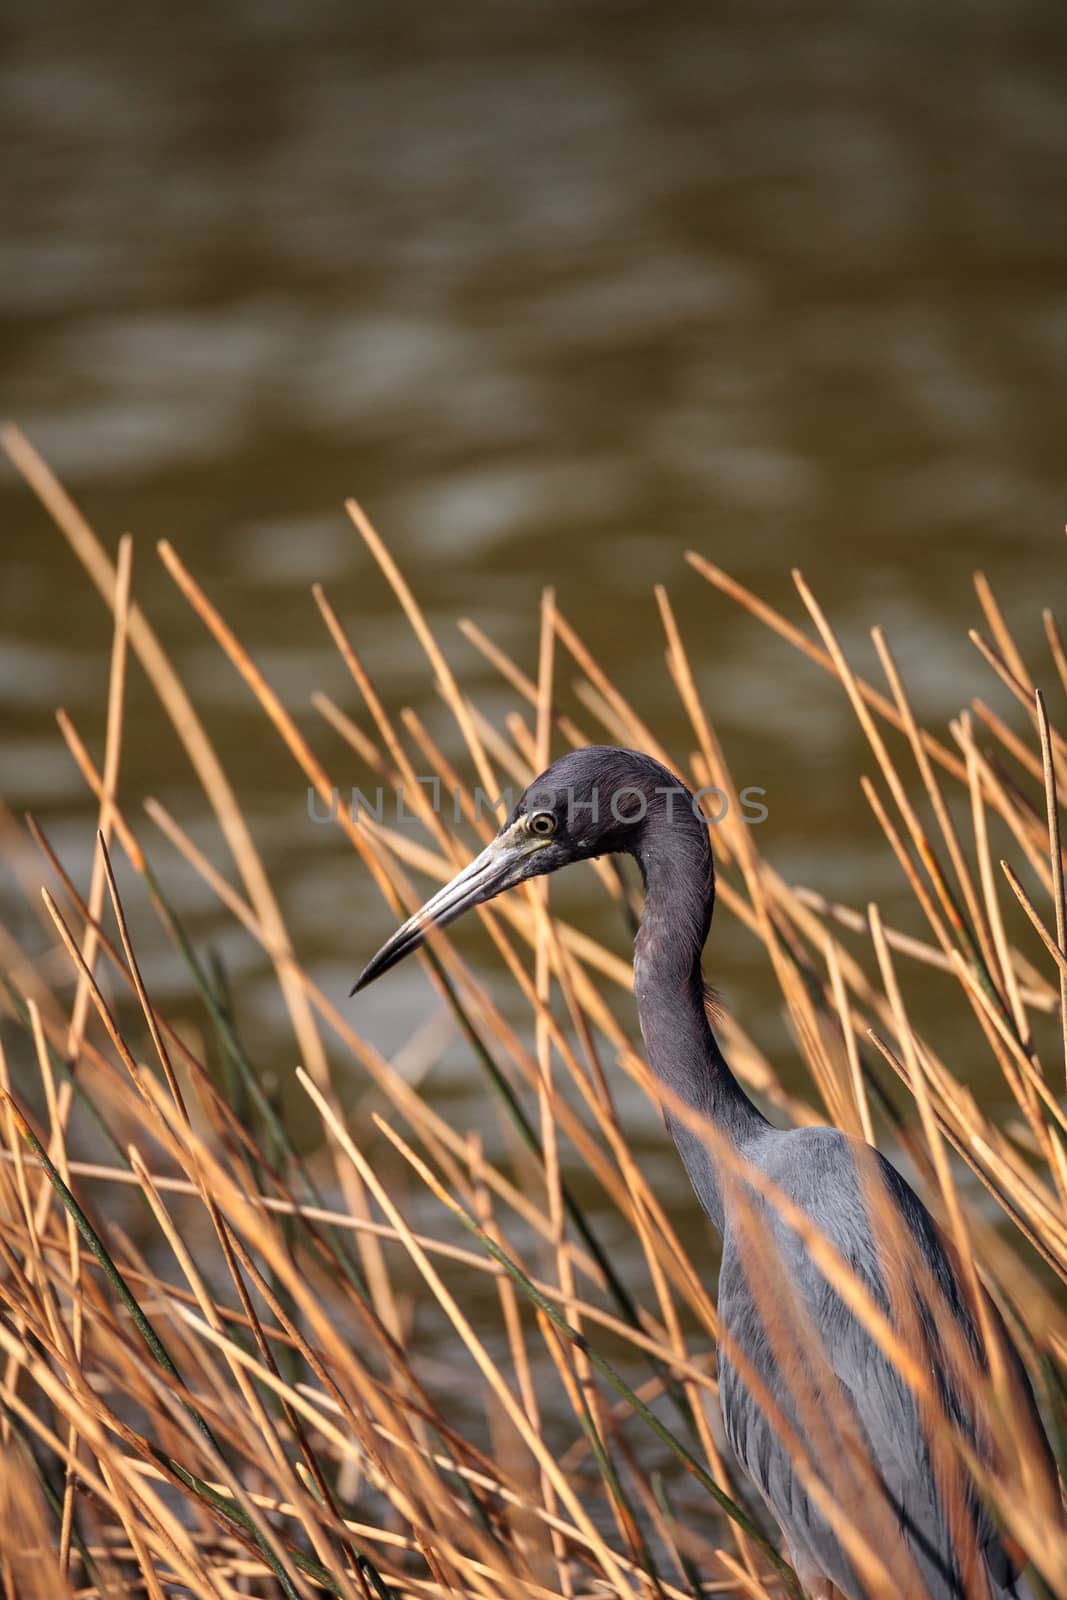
[353,745,686,993]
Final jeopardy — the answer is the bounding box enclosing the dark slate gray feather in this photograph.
[354,746,1061,1598]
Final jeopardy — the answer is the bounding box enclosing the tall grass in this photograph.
[0,424,1063,1598]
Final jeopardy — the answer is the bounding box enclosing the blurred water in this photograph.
[2,1,1065,1225]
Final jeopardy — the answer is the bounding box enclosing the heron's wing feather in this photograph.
[718,1127,1053,1598]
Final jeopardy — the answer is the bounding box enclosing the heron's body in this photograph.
[356,746,1059,1599]
[715,1126,1037,1598]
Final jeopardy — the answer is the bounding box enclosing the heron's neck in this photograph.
[630,807,768,1233]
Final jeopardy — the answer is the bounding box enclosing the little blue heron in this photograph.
[355,746,1059,1598]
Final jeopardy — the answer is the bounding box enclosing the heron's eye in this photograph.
[528,811,556,838]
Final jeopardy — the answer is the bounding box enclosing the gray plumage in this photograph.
[355,746,1060,1599]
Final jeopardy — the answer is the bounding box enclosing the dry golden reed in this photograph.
[0,425,1063,1598]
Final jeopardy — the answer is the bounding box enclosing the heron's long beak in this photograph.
[352,827,534,994]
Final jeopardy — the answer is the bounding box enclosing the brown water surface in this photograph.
[2,0,1065,1252]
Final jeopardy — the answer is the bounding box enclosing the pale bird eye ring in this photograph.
[528,810,556,837]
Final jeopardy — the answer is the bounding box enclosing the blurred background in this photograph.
[2,1,1065,1201]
